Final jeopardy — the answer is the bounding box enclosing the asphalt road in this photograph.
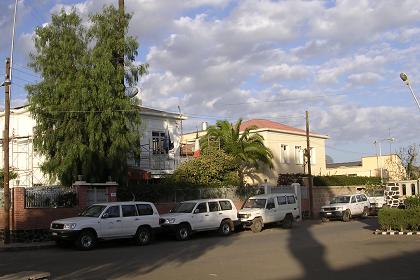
[1,218,420,280]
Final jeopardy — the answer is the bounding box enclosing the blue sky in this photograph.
[1,0,420,163]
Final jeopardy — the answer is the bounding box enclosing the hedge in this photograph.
[378,207,420,231]
[405,196,420,209]
[313,175,381,186]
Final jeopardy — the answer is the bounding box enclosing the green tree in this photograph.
[0,169,18,187]
[399,144,420,179]
[27,6,147,186]
[201,119,273,185]
[170,148,240,188]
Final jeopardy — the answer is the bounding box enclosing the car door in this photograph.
[191,202,212,230]
[121,204,139,236]
[276,195,288,221]
[100,205,122,238]
[265,197,277,223]
[207,201,222,229]
[349,196,359,215]
[287,195,299,218]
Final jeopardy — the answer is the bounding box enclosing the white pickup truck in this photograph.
[237,193,300,233]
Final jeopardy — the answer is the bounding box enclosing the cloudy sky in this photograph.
[1,0,420,163]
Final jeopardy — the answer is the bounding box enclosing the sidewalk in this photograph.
[0,241,55,252]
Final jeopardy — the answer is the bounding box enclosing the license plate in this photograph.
[326,212,332,215]
[52,232,58,236]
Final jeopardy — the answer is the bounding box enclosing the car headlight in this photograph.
[63,223,77,230]
[165,218,176,224]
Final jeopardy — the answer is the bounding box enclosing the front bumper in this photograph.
[50,229,80,241]
[320,210,344,219]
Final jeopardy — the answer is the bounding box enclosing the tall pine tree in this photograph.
[27,6,147,186]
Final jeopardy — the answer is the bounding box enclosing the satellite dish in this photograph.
[125,87,139,98]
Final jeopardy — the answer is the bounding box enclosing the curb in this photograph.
[0,242,55,252]
[373,230,420,236]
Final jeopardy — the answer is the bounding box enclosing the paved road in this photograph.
[1,218,419,280]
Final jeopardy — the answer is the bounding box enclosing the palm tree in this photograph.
[201,119,273,185]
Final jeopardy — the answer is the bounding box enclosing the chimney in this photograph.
[202,122,208,131]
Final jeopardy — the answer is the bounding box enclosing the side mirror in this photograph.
[169,209,173,213]
[194,209,200,214]
[102,212,109,219]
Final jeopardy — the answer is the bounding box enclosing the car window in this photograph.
[122,205,137,217]
[351,196,357,203]
[219,200,232,210]
[136,204,154,216]
[196,202,207,213]
[104,205,120,218]
[266,197,275,209]
[277,196,287,205]
[208,202,220,212]
[287,195,296,204]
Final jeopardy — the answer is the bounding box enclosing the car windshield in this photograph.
[243,198,267,209]
[330,196,350,204]
[79,205,106,217]
[367,190,384,197]
[172,202,197,213]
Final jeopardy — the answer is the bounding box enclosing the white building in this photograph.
[0,105,186,187]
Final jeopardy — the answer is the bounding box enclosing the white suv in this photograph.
[50,201,160,250]
[320,194,370,222]
[160,199,239,241]
[237,193,300,233]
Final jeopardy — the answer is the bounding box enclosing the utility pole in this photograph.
[3,58,11,244]
[305,111,314,219]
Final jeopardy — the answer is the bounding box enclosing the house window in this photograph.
[152,131,166,154]
[310,147,316,164]
[280,144,289,163]
[295,146,303,164]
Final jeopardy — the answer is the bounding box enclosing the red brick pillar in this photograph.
[106,185,118,202]
[74,184,89,210]
[12,187,25,230]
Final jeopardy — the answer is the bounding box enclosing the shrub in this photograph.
[313,175,381,186]
[404,195,420,209]
[378,207,420,231]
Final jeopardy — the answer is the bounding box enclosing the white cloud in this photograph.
[261,64,310,82]
[348,72,383,85]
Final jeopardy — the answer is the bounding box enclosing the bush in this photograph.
[378,207,420,231]
[313,175,381,186]
[405,195,420,209]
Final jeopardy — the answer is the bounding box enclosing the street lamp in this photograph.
[374,137,395,184]
[400,72,420,111]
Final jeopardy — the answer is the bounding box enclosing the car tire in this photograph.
[175,223,191,241]
[219,219,233,236]
[282,214,293,229]
[251,218,263,233]
[361,207,369,219]
[135,226,152,246]
[75,230,96,250]
[342,210,351,222]
[321,217,329,223]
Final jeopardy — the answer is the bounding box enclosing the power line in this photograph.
[12,67,41,79]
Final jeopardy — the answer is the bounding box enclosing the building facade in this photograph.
[182,119,329,186]
[0,105,186,187]
[325,154,406,181]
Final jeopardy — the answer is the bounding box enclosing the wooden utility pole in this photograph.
[3,58,11,244]
[305,111,314,219]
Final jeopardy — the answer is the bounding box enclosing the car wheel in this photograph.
[175,224,191,241]
[321,217,329,223]
[250,218,263,233]
[219,219,232,236]
[75,230,96,250]
[135,226,152,246]
[282,214,293,229]
[361,207,369,219]
[342,210,351,222]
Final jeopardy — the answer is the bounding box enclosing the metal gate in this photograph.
[87,187,108,206]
